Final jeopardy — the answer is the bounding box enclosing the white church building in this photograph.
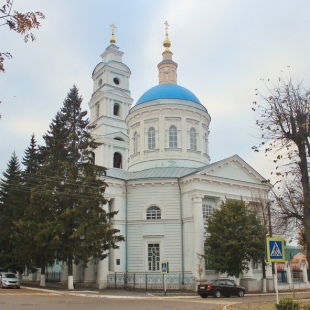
[63,25,271,291]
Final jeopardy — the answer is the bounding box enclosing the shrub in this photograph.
[275,298,300,310]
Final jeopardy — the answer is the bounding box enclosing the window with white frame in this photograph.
[148,127,155,150]
[204,243,211,270]
[190,127,197,151]
[252,259,260,270]
[146,206,161,219]
[148,243,160,271]
[133,132,138,154]
[202,204,213,221]
[169,125,177,148]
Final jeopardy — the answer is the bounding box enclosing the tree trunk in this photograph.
[298,144,310,264]
[40,264,45,287]
[67,255,74,290]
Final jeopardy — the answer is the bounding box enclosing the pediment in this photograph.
[197,154,266,184]
[105,87,133,100]
[105,131,129,142]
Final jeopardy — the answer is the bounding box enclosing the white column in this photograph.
[60,264,68,284]
[301,263,309,286]
[73,264,81,283]
[285,263,292,284]
[192,194,205,281]
[84,263,95,285]
[97,258,109,289]
[266,263,273,278]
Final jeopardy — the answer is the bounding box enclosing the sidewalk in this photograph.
[21,280,198,299]
[21,280,310,300]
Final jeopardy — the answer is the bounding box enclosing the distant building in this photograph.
[61,25,270,291]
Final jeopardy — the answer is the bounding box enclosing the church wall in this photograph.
[126,181,183,272]
[104,178,127,272]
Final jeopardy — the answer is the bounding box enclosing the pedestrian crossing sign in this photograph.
[266,237,285,262]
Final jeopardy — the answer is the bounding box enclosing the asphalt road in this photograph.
[0,287,310,310]
[0,288,236,310]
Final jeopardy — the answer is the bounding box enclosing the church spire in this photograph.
[158,21,178,84]
[110,23,116,44]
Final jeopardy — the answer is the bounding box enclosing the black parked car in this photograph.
[197,279,245,298]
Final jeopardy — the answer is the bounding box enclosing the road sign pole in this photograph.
[274,263,279,304]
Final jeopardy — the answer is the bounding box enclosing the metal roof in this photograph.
[106,166,201,181]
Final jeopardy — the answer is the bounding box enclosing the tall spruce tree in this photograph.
[12,134,55,286]
[36,85,124,289]
[0,152,27,272]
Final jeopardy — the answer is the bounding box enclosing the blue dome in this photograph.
[136,84,201,105]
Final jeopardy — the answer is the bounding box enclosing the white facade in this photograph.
[67,30,270,291]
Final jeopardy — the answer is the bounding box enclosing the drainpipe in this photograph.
[178,178,184,284]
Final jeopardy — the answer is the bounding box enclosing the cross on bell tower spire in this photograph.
[110,23,116,44]
[158,21,177,84]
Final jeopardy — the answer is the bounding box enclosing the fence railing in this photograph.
[277,271,304,284]
[45,271,61,283]
[107,272,195,291]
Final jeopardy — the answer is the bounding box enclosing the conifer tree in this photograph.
[35,85,124,289]
[0,152,27,272]
[11,134,55,286]
[204,199,266,278]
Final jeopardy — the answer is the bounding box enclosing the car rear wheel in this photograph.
[238,290,244,297]
[214,290,221,298]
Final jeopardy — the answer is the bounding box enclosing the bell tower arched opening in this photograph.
[113,152,122,168]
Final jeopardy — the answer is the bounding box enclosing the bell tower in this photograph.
[88,24,133,170]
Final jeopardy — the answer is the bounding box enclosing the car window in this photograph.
[226,280,235,286]
[2,273,16,278]
[218,280,226,285]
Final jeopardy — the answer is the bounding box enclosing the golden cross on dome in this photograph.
[110,23,116,44]
[164,21,169,36]
[110,23,116,35]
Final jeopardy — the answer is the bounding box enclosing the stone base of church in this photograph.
[240,278,260,292]
[96,279,108,289]
[266,277,274,291]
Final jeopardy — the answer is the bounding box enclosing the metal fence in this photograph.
[45,271,61,283]
[107,273,195,291]
[277,271,304,284]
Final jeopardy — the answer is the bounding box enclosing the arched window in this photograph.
[113,152,122,168]
[113,103,120,116]
[169,125,177,148]
[133,132,138,154]
[148,127,155,150]
[190,128,197,151]
[146,206,161,219]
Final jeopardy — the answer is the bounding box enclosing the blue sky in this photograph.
[1,0,310,185]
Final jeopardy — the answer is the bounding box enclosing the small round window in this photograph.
[98,78,102,86]
[113,77,120,85]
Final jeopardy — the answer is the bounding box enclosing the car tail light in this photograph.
[207,285,213,290]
